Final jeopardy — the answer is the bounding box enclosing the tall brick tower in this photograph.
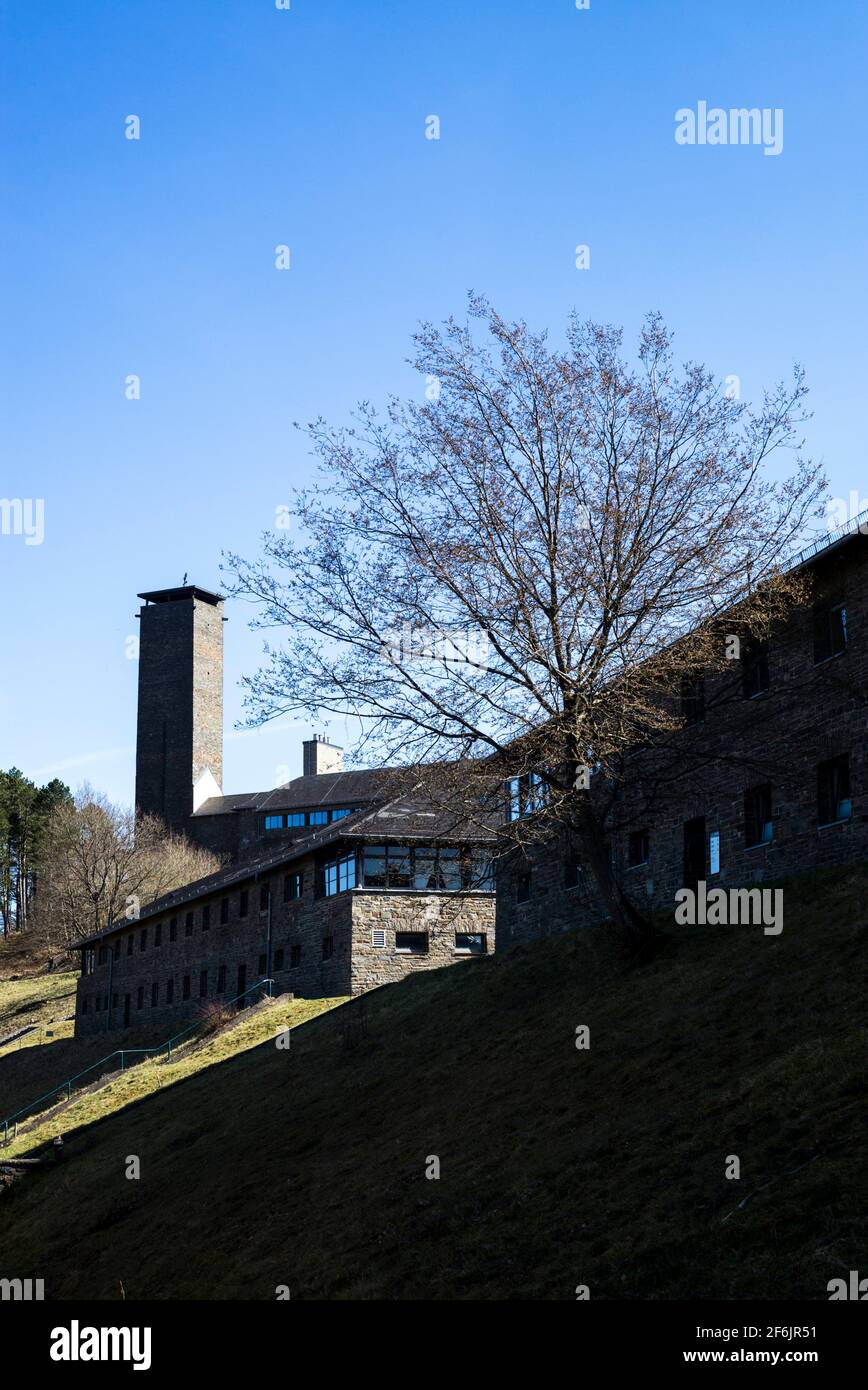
[134,585,224,836]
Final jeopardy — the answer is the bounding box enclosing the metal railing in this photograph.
[789,507,868,570]
[1,978,274,1146]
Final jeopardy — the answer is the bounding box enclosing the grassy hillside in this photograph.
[0,863,865,1300]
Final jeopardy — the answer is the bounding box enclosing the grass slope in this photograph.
[0,864,865,1301]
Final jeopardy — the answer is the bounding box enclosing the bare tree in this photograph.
[226,300,826,939]
[37,786,223,946]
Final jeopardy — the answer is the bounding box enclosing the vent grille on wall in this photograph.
[371,929,386,948]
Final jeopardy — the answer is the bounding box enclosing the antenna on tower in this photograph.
[181,572,188,586]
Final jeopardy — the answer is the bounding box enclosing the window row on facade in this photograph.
[81,848,494,974]
[262,807,356,831]
[681,600,848,724]
[514,754,854,902]
[80,929,490,1012]
[506,601,851,822]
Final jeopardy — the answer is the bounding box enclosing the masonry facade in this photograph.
[497,526,868,945]
[74,797,495,1036]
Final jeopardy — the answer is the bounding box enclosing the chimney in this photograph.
[302,735,344,778]
[134,585,224,834]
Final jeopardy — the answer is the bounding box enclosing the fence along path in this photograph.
[1,978,274,1146]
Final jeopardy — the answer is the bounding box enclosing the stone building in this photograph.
[74,791,495,1036]
[73,584,495,1035]
[496,519,868,944]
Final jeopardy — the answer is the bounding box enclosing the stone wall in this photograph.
[74,847,495,1037]
[498,540,868,944]
[349,891,495,992]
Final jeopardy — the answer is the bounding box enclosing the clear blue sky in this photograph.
[1,0,866,805]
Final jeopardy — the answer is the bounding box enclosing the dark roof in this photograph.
[71,793,497,949]
[192,766,409,818]
[138,585,223,606]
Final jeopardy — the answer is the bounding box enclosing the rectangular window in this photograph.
[322,935,334,961]
[140,928,147,952]
[166,978,174,1004]
[286,812,306,827]
[455,933,487,954]
[742,637,771,698]
[98,945,107,965]
[467,850,495,891]
[817,754,851,826]
[182,974,191,1001]
[259,884,270,912]
[813,600,848,664]
[362,845,387,887]
[709,830,721,876]
[744,784,773,848]
[290,944,302,969]
[264,814,285,831]
[258,953,267,975]
[627,830,650,867]
[114,939,120,960]
[199,970,208,998]
[396,931,428,954]
[681,673,706,725]
[185,912,193,937]
[202,905,210,931]
[220,897,229,925]
[517,872,531,904]
[127,936,133,957]
[217,964,226,994]
[308,810,328,825]
[505,772,548,821]
[151,982,158,1008]
[136,985,144,1010]
[237,964,246,997]
[322,852,356,897]
[274,948,285,971]
[169,916,177,942]
[331,808,353,821]
[154,923,162,948]
[564,857,582,889]
[239,889,248,918]
[283,871,302,902]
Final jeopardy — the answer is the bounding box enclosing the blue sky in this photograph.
[1,0,866,804]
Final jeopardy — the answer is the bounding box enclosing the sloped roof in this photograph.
[72,792,497,948]
[192,766,401,817]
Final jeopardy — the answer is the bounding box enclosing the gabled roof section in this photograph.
[72,791,497,948]
[192,766,400,818]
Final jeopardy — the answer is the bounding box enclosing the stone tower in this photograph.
[134,585,224,836]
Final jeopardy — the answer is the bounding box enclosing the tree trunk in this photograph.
[571,798,662,950]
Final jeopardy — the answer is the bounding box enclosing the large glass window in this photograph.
[506,772,549,821]
[323,853,356,896]
[360,844,492,892]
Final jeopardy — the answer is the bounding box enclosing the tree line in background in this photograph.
[0,769,71,937]
[0,769,221,955]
